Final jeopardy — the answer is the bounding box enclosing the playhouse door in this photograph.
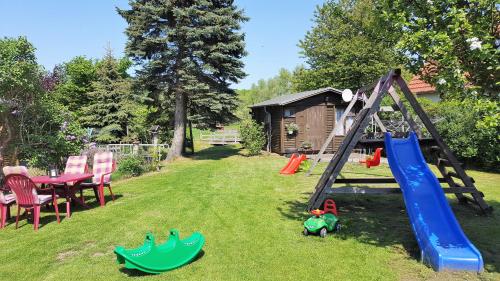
[302,106,326,150]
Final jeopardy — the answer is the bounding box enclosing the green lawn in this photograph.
[0,145,499,280]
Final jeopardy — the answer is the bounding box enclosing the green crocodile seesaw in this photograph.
[114,229,205,274]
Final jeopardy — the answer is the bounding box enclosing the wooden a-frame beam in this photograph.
[306,90,362,176]
[307,70,491,213]
[395,76,491,213]
[308,71,395,209]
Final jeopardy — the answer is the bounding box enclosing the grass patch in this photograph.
[0,145,498,280]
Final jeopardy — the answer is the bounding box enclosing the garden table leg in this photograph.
[64,184,71,218]
[68,188,89,208]
[70,180,90,208]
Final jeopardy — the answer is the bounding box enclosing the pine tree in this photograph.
[118,0,247,160]
[79,49,134,143]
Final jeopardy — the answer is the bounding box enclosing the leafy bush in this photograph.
[423,98,499,170]
[18,98,85,169]
[239,119,266,156]
[118,155,146,177]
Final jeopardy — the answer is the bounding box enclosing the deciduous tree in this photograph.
[383,0,499,99]
[295,0,398,92]
[0,37,40,166]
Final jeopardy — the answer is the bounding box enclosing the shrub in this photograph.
[118,155,146,177]
[423,98,499,170]
[239,118,266,156]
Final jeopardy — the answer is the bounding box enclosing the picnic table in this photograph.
[32,173,93,218]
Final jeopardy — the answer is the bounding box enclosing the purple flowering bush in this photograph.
[18,98,85,169]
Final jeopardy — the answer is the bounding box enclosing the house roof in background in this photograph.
[250,87,343,108]
[408,75,436,95]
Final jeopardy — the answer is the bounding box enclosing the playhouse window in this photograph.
[334,106,345,135]
[335,106,354,135]
[284,108,295,118]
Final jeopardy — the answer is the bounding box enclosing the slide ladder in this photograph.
[385,132,483,272]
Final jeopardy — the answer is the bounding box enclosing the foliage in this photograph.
[18,96,84,169]
[119,0,248,159]
[285,122,299,133]
[79,49,140,143]
[0,37,84,168]
[117,155,146,177]
[294,0,398,92]
[237,68,294,119]
[0,36,39,166]
[239,118,266,156]
[0,37,40,104]
[383,0,500,99]
[52,56,97,113]
[423,98,499,170]
[301,141,313,150]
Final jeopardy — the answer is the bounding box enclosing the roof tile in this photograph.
[408,75,436,94]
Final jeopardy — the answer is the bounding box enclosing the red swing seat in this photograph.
[359,148,383,168]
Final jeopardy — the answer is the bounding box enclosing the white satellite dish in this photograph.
[341,89,353,102]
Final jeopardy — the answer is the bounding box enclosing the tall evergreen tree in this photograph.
[79,50,134,143]
[118,0,247,160]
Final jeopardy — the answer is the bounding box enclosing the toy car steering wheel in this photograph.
[311,209,325,217]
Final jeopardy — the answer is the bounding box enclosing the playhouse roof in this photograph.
[250,87,343,108]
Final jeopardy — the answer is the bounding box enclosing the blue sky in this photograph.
[0,0,324,89]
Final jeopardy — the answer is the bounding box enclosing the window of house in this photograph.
[345,115,354,132]
[284,108,295,118]
[335,106,355,135]
[334,106,346,135]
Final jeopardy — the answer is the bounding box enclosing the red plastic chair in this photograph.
[80,152,116,207]
[2,166,29,177]
[1,166,30,228]
[360,148,383,168]
[4,174,60,231]
[0,188,15,229]
[63,155,88,183]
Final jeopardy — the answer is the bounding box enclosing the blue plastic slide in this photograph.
[384,132,483,272]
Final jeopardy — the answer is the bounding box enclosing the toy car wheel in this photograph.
[335,223,342,232]
[303,228,309,236]
[319,227,327,238]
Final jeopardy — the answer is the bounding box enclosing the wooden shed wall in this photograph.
[283,115,297,152]
[251,91,359,154]
[282,93,347,154]
[269,107,281,153]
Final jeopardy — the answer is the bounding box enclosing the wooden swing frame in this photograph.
[306,69,491,214]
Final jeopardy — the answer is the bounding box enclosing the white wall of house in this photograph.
[417,92,441,102]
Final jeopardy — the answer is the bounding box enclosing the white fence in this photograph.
[95,143,170,162]
[199,130,241,145]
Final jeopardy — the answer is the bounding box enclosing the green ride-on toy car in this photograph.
[303,199,341,238]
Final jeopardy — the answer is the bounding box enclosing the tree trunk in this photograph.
[0,113,13,168]
[166,90,186,161]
